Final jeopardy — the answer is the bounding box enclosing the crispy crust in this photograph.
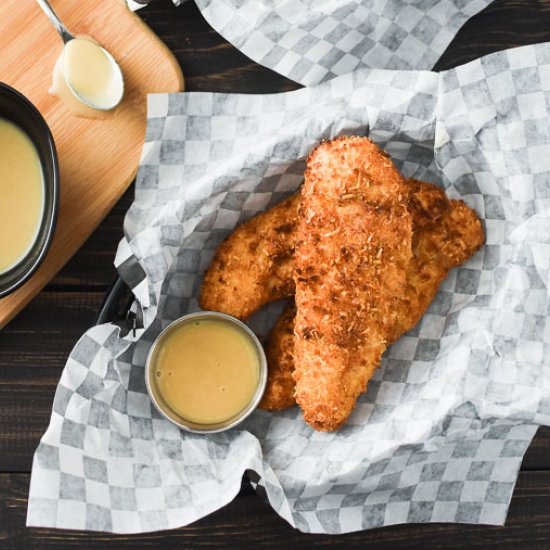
[258,301,297,411]
[199,193,300,319]
[199,136,484,431]
[389,182,484,341]
[263,180,484,414]
[293,136,414,431]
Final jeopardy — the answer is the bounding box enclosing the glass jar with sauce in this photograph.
[145,311,267,433]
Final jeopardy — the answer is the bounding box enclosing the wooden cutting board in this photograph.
[0,0,184,328]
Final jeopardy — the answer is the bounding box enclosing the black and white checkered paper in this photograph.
[130,0,493,84]
[183,0,494,85]
[28,43,550,533]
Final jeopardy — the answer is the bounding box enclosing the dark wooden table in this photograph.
[2,1,550,547]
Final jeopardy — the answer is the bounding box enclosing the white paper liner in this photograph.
[27,43,550,534]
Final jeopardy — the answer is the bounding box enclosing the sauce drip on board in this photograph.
[153,319,260,425]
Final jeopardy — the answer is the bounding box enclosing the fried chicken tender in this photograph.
[293,136,414,431]
[261,180,484,411]
[258,301,296,411]
[199,193,299,319]
[199,137,484,429]
[389,179,484,340]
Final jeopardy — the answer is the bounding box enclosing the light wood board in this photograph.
[0,0,184,328]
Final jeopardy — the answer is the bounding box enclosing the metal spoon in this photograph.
[36,0,124,110]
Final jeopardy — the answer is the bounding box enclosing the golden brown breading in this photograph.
[258,301,296,411]
[199,135,484,430]
[199,174,452,322]
[199,193,299,319]
[293,136,414,431]
[389,185,484,341]
[262,182,484,413]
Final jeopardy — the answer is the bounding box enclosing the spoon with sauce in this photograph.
[36,0,124,114]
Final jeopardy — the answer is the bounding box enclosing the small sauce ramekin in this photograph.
[145,311,267,433]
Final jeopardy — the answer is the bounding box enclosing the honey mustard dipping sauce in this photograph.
[146,312,267,432]
[0,118,44,274]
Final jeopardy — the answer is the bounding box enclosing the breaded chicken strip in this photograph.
[199,193,299,319]
[200,172,484,416]
[261,181,484,411]
[199,174,449,322]
[389,180,484,340]
[258,301,296,411]
[199,139,484,425]
[293,136,414,431]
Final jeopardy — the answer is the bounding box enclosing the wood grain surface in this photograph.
[1,0,550,548]
[2,473,550,548]
[0,0,183,328]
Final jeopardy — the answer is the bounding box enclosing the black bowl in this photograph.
[0,83,59,298]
